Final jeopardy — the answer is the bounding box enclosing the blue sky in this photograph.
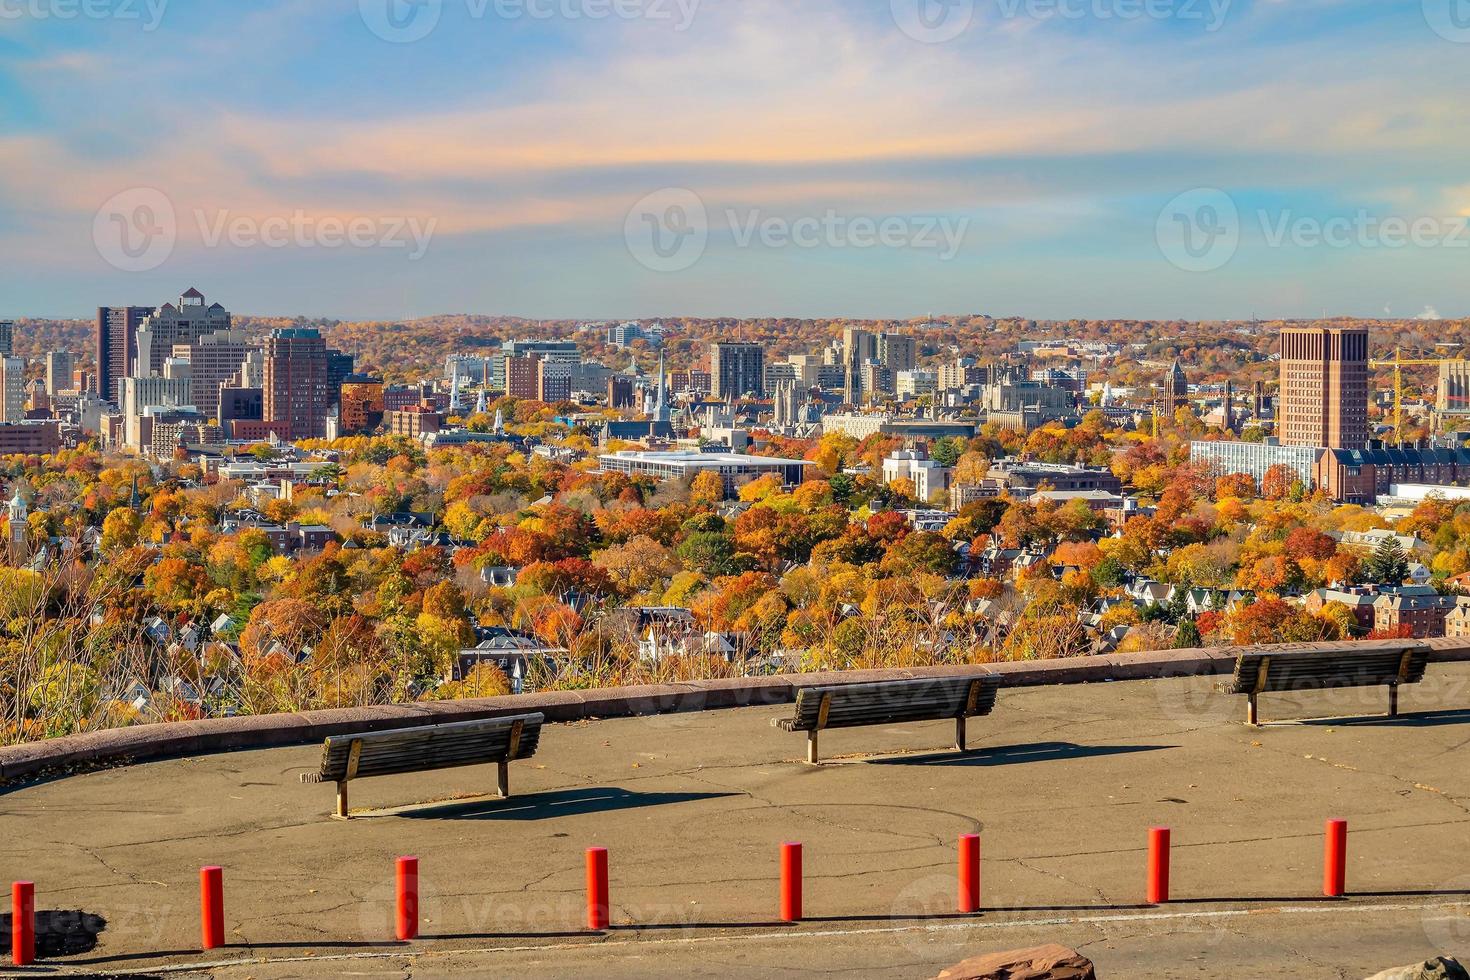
[1,0,1468,321]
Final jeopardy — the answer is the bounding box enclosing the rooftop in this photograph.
[5,656,1470,977]
[602,450,810,467]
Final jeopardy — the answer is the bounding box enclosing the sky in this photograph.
[1,0,1469,322]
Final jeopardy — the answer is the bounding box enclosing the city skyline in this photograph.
[3,1,1470,321]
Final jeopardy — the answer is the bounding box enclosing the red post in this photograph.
[11,881,34,966]
[585,848,609,931]
[1147,827,1170,904]
[958,834,981,913]
[1324,819,1348,898]
[199,867,224,951]
[395,857,419,941]
[780,842,803,923]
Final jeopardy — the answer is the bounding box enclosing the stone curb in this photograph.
[3,639,1467,785]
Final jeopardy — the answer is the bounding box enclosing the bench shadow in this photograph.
[395,787,737,821]
[864,742,1176,767]
[0,910,106,958]
[1293,709,1470,728]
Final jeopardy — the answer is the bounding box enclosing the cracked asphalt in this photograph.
[3,667,1470,978]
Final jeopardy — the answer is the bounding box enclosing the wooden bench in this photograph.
[300,713,544,819]
[772,676,1001,764]
[1221,644,1430,726]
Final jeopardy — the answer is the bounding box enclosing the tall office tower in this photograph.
[0,321,12,356]
[494,340,579,391]
[326,349,355,402]
[173,330,254,422]
[879,333,917,375]
[1278,326,1370,450]
[44,351,74,396]
[134,288,232,378]
[505,354,541,401]
[0,358,24,423]
[536,357,573,403]
[1162,359,1189,416]
[96,305,153,401]
[262,328,330,440]
[710,343,765,401]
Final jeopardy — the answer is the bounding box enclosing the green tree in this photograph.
[1365,535,1410,584]
[1174,619,1201,649]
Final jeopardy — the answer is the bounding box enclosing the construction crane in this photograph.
[1368,347,1466,444]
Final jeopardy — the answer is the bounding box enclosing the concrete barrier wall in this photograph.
[4,638,1469,786]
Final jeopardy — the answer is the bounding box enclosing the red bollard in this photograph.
[958,834,981,913]
[199,867,224,951]
[1324,819,1348,898]
[11,881,34,966]
[1147,827,1171,904]
[585,848,609,931]
[396,857,419,941]
[780,842,803,923]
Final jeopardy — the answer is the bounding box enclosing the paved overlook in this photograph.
[3,667,1470,979]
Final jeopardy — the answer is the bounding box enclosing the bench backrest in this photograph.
[788,676,1000,732]
[1231,645,1430,694]
[314,713,544,782]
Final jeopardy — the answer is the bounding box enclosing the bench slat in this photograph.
[313,713,544,782]
[783,677,1000,732]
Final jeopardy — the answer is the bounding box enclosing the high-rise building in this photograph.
[172,329,254,422]
[505,355,540,401]
[262,328,330,440]
[44,351,74,396]
[0,358,24,423]
[710,343,765,401]
[1279,326,1369,450]
[135,288,231,378]
[879,334,917,376]
[326,349,355,404]
[536,358,573,403]
[494,340,578,391]
[95,305,152,402]
[0,322,12,356]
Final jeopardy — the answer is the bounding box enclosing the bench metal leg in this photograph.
[955,716,968,753]
[806,730,819,765]
[1247,693,1259,727]
[1389,684,1399,718]
[498,760,510,798]
[334,781,350,821]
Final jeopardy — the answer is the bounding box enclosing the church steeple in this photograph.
[653,348,671,425]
